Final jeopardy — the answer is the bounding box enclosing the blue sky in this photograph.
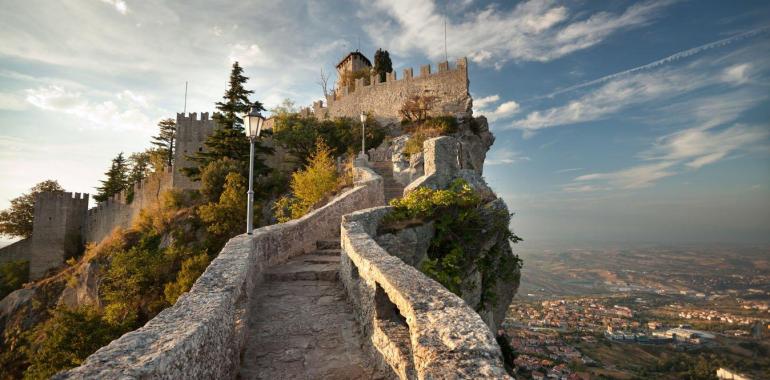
[0,0,768,245]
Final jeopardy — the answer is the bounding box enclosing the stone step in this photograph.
[312,248,341,256]
[315,239,341,250]
[264,254,339,282]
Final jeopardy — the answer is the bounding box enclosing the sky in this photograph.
[0,0,769,246]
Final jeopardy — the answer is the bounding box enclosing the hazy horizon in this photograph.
[1,0,769,245]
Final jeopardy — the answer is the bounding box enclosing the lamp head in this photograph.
[360,111,366,124]
[245,106,265,139]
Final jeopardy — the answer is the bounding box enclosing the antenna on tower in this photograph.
[183,81,188,114]
[357,35,361,52]
[444,2,448,61]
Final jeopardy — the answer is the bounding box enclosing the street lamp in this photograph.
[359,111,366,159]
[244,106,265,235]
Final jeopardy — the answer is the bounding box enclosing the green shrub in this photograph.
[198,172,249,239]
[23,306,124,380]
[402,116,459,157]
[163,253,211,304]
[0,260,29,300]
[382,180,522,308]
[199,158,243,202]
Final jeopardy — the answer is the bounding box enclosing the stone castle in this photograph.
[2,51,521,379]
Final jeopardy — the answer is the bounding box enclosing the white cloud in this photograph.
[575,161,677,189]
[643,123,769,169]
[25,85,158,131]
[485,147,530,166]
[722,63,751,85]
[365,0,672,67]
[473,95,520,122]
[512,66,704,131]
[0,92,30,111]
[228,44,272,68]
[100,0,128,15]
[473,94,499,109]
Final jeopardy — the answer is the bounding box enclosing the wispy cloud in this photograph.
[99,0,128,15]
[25,85,161,131]
[541,26,769,98]
[485,147,530,166]
[574,161,677,189]
[364,0,674,67]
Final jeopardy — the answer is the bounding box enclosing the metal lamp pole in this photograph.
[244,106,264,235]
[247,136,255,234]
[360,111,366,158]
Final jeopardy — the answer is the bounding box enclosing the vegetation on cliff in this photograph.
[380,179,522,310]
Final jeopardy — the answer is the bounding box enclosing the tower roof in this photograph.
[336,51,371,69]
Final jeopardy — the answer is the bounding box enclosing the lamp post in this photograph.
[244,106,265,235]
[359,111,366,159]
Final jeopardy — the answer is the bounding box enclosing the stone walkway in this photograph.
[370,161,404,202]
[239,240,388,380]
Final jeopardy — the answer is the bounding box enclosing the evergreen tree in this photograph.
[150,118,176,167]
[181,61,273,180]
[0,180,64,238]
[373,49,393,82]
[127,152,151,185]
[95,153,129,202]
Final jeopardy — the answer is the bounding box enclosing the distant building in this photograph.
[717,367,752,380]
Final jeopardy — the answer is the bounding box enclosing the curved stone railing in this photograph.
[340,206,511,379]
[56,165,384,379]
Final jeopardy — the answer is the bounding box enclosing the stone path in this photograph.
[239,240,388,380]
[370,161,404,202]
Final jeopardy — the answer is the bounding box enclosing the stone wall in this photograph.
[0,238,31,264]
[27,192,89,279]
[314,58,471,124]
[340,206,511,379]
[83,167,173,244]
[56,164,385,379]
[173,112,218,190]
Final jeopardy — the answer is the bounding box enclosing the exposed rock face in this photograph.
[397,121,519,331]
[375,222,435,267]
[390,135,424,186]
[57,261,102,309]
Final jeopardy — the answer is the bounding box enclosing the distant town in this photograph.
[504,244,770,379]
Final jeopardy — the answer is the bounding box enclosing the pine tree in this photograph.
[150,118,176,167]
[181,61,273,180]
[373,49,393,82]
[95,153,129,202]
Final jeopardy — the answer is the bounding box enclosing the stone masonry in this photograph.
[313,58,472,125]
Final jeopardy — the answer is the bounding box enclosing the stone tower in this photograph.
[173,112,218,190]
[335,51,372,90]
[29,192,89,279]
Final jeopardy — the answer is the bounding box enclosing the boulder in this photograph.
[375,222,435,267]
[57,261,102,309]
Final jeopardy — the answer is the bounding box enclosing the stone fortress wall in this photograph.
[0,169,173,280]
[173,112,217,190]
[83,167,173,244]
[311,58,472,124]
[29,192,89,279]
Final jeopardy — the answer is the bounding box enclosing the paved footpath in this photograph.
[239,240,390,380]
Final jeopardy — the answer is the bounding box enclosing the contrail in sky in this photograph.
[541,26,769,99]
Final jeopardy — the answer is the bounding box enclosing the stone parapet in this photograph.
[339,206,511,379]
[56,165,385,379]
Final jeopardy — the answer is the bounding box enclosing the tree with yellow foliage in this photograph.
[274,139,339,222]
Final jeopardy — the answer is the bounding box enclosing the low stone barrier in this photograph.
[56,165,384,379]
[339,206,511,379]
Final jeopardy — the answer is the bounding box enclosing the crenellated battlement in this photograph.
[328,57,467,103]
[315,57,471,123]
[83,168,173,242]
